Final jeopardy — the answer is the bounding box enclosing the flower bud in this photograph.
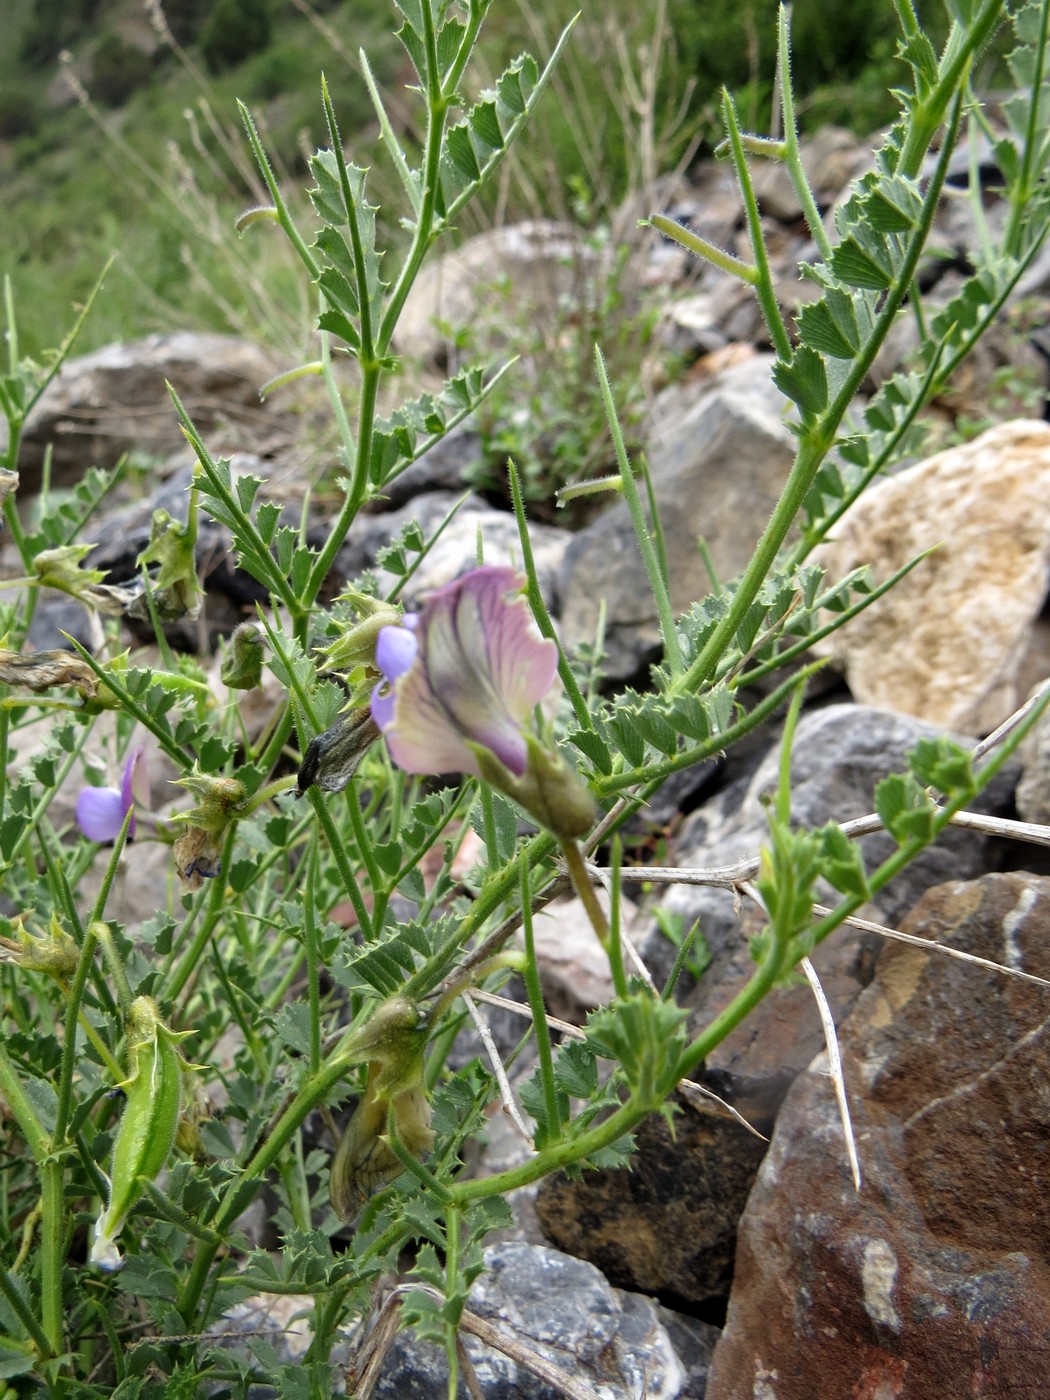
[33,543,134,616]
[319,591,403,674]
[220,622,265,690]
[172,770,247,835]
[172,826,224,890]
[297,709,380,794]
[128,507,200,624]
[0,914,78,980]
[91,995,188,1271]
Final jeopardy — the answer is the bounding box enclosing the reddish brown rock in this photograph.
[706,872,1050,1400]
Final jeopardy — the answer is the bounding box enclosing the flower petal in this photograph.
[420,567,554,776]
[371,566,559,781]
[376,624,419,684]
[377,658,483,777]
[120,746,148,840]
[76,787,127,842]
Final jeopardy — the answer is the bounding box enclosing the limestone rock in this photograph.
[559,355,795,681]
[706,872,1050,1400]
[11,333,283,486]
[812,420,1050,733]
[373,1241,687,1399]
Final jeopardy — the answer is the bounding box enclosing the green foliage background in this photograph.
[0,0,944,360]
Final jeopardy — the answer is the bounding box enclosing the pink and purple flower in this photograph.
[371,566,558,780]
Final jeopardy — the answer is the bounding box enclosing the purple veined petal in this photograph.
[376,656,484,778]
[418,567,554,776]
[473,572,558,721]
[76,786,127,843]
[375,624,419,684]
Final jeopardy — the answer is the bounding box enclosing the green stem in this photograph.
[896,0,1004,177]
[508,461,591,730]
[679,92,962,697]
[0,1042,49,1160]
[307,788,373,940]
[721,90,793,362]
[595,346,683,677]
[0,1266,53,1359]
[304,843,322,1076]
[520,858,560,1143]
[777,7,833,261]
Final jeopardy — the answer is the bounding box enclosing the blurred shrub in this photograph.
[19,0,102,69]
[200,0,273,74]
[0,81,42,141]
[91,36,156,109]
[161,0,214,46]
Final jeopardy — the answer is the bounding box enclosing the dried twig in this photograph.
[810,902,1050,989]
[462,990,534,1143]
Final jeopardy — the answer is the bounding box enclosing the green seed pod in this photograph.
[90,995,185,1272]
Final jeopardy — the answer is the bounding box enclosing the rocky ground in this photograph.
[5,123,1050,1398]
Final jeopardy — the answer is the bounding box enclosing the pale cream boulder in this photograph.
[813,420,1050,733]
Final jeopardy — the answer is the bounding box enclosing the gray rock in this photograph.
[372,1241,687,1399]
[558,355,795,683]
[377,421,486,508]
[334,491,570,607]
[10,333,284,486]
[392,221,602,368]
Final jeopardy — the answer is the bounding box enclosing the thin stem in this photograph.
[520,856,560,1143]
[595,346,683,677]
[777,7,833,261]
[307,788,373,940]
[304,842,322,1076]
[721,90,793,361]
[508,461,591,730]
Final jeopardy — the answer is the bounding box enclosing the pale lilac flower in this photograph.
[371,566,558,780]
[76,746,149,842]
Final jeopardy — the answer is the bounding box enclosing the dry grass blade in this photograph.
[810,902,1050,988]
[801,954,861,1192]
[740,879,859,1188]
[456,1305,604,1400]
[457,1335,487,1400]
[462,990,535,1143]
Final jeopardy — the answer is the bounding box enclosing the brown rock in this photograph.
[707,872,1050,1400]
[813,419,1050,733]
